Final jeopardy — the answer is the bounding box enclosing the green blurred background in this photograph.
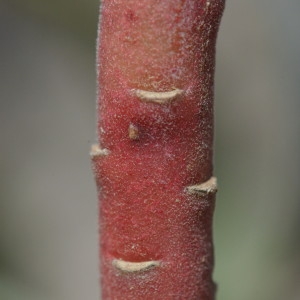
[0,1,299,299]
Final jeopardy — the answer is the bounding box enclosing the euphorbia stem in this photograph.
[91,0,225,299]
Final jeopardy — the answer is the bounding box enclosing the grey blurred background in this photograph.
[0,1,299,299]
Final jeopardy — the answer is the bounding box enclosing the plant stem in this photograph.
[92,0,225,299]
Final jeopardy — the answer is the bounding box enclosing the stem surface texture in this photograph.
[92,1,225,299]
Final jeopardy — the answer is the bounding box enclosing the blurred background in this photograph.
[0,0,299,299]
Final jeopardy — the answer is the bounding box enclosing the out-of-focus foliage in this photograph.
[0,1,299,299]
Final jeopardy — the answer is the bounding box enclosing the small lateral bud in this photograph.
[128,123,140,140]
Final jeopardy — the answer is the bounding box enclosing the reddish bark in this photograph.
[92,0,225,299]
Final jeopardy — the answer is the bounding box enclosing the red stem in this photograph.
[92,1,225,299]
